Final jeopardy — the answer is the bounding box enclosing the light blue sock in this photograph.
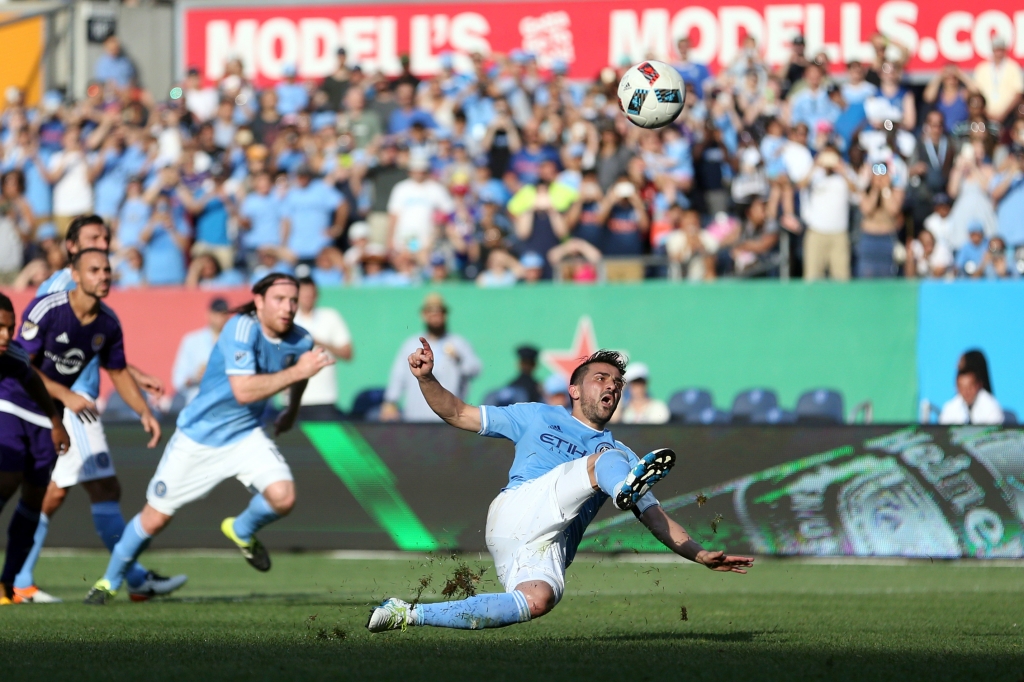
[91,501,149,588]
[593,449,633,497]
[232,494,280,543]
[414,591,532,629]
[13,512,48,589]
[103,514,151,591]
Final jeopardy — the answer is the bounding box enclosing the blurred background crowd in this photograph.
[4,29,1024,288]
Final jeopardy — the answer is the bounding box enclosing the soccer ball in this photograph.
[617,61,686,129]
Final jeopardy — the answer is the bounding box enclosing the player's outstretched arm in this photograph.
[33,366,98,422]
[638,505,754,574]
[410,337,481,432]
[108,367,161,449]
[228,347,334,405]
[20,367,70,456]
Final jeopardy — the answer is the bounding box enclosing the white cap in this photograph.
[348,221,370,240]
[408,152,430,172]
[625,362,650,383]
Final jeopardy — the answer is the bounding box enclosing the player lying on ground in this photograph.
[15,215,183,604]
[85,273,335,604]
[0,293,71,605]
[368,344,753,632]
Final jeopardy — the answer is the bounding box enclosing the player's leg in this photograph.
[220,429,295,572]
[1,481,46,600]
[590,447,676,511]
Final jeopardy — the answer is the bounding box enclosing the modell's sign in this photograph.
[179,0,1024,84]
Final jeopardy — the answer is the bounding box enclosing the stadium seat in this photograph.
[350,388,386,421]
[752,406,796,424]
[1003,409,1018,425]
[482,386,529,407]
[730,388,778,423]
[101,392,146,423]
[668,388,713,422]
[795,389,845,424]
[689,406,732,424]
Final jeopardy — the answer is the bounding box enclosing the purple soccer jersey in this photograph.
[0,343,57,486]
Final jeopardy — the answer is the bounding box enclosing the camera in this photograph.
[871,163,888,176]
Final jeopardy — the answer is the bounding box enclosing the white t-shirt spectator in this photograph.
[923,212,954,250]
[294,307,351,407]
[782,141,814,183]
[49,151,93,215]
[621,399,671,424]
[171,326,217,404]
[801,169,850,235]
[910,238,954,278]
[939,389,1004,425]
[186,86,220,123]
[387,179,454,252]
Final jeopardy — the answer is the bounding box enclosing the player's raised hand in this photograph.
[65,392,99,423]
[294,346,335,380]
[140,410,161,448]
[51,420,70,456]
[408,337,435,378]
[696,550,755,574]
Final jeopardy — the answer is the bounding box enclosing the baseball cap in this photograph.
[792,34,806,45]
[516,345,539,362]
[520,252,545,269]
[348,221,370,240]
[625,362,650,383]
[543,374,569,396]
[992,35,1008,49]
[968,221,985,234]
[429,252,447,267]
[422,292,448,312]
[933,192,951,207]
[209,297,229,313]
[36,222,58,241]
[282,64,297,77]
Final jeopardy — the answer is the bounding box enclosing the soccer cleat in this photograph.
[221,517,271,572]
[613,448,677,511]
[0,595,11,606]
[12,585,63,604]
[83,579,116,605]
[366,598,414,633]
[128,571,188,602]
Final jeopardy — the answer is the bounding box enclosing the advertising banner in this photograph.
[14,424,1022,559]
[179,0,1024,85]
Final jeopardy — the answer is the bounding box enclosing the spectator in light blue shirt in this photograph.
[275,65,309,116]
[179,172,235,269]
[93,35,136,89]
[282,167,346,263]
[114,176,150,248]
[989,147,1024,249]
[789,64,840,139]
[956,222,988,277]
[389,82,436,135]
[141,197,189,285]
[239,170,284,255]
[114,247,145,289]
[673,37,711,99]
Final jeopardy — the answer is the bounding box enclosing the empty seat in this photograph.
[482,386,529,407]
[350,388,386,421]
[731,388,778,423]
[687,406,732,425]
[1003,409,1018,425]
[752,406,796,424]
[668,388,713,422]
[795,389,845,424]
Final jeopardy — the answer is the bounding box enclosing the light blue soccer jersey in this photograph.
[177,313,313,447]
[37,268,101,399]
[479,402,659,564]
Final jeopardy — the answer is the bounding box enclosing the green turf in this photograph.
[2,553,1022,681]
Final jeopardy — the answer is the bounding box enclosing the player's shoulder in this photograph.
[226,313,258,345]
[285,322,314,350]
[37,268,74,295]
[3,342,31,366]
[24,290,70,323]
[98,301,121,325]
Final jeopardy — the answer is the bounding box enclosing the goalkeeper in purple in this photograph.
[367,342,753,632]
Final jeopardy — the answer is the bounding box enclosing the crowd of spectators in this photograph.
[5,31,1024,288]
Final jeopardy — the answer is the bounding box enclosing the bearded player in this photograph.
[367,343,753,632]
[85,273,334,604]
[14,215,184,604]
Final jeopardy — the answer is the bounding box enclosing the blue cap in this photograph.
[543,374,569,395]
[282,64,297,77]
[438,51,455,70]
[429,252,447,267]
[968,221,985,234]
[510,49,529,64]
[36,222,57,240]
[551,58,568,75]
[520,251,545,269]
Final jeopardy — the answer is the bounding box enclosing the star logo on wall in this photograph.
[541,316,598,380]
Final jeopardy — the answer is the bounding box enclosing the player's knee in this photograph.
[83,476,121,503]
[263,482,295,516]
[517,583,558,618]
[43,484,68,514]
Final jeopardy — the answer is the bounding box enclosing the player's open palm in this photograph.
[697,550,754,573]
[294,346,335,380]
[408,337,435,378]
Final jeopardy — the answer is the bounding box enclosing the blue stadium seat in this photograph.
[689,406,732,424]
[482,386,529,407]
[731,388,778,423]
[795,389,845,424]
[668,388,713,422]
[752,406,796,424]
[1003,409,1018,425]
[350,388,386,421]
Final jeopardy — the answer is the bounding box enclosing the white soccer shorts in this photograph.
[485,457,597,604]
[145,427,293,516]
[51,407,115,488]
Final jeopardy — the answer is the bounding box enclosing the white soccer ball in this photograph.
[617,60,686,129]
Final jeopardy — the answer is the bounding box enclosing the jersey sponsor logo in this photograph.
[56,332,70,344]
[547,424,562,432]
[153,481,167,497]
[91,334,105,351]
[45,348,85,376]
[235,350,249,364]
[21,321,39,340]
[539,431,588,457]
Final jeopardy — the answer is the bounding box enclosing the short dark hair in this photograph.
[569,350,628,398]
[297,276,316,287]
[66,215,109,248]
[71,247,109,269]
[0,292,13,314]
[233,272,300,315]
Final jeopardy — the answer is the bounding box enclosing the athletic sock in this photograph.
[232,494,280,543]
[13,512,48,589]
[1,503,42,586]
[593,449,633,497]
[90,501,149,588]
[414,591,532,630]
[102,514,151,591]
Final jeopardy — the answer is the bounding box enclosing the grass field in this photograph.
[2,552,1022,681]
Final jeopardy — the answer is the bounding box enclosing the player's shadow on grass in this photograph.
[593,630,764,643]
[163,593,373,606]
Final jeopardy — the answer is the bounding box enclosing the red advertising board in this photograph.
[180,0,1024,85]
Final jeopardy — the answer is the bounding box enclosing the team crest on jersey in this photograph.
[595,443,615,454]
[637,62,660,84]
[627,90,648,115]
[282,354,297,368]
[154,481,167,497]
[21,321,38,340]
[96,452,110,469]
[91,334,105,351]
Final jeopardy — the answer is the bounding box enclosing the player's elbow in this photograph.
[228,378,258,405]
